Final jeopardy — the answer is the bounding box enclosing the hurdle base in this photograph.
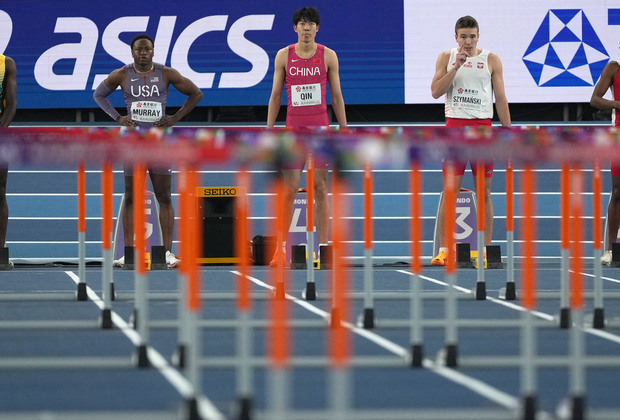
[150,245,167,270]
[593,308,605,329]
[303,282,317,300]
[522,395,537,420]
[410,344,423,368]
[109,282,116,301]
[499,283,517,300]
[236,396,252,420]
[571,395,586,420]
[100,308,113,329]
[172,345,186,369]
[130,309,138,330]
[182,397,202,420]
[360,308,375,329]
[473,282,486,300]
[445,344,458,368]
[76,282,88,301]
[559,307,571,329]
[135,344,150,368]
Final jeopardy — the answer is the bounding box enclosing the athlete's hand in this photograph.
[117,116,134,127]
[453,46,469,70]
[154,115,178,128]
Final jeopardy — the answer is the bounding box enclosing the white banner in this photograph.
[404,0,619,104]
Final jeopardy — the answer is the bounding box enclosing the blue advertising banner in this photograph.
[0,1,404,109]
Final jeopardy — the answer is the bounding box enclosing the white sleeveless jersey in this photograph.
[445,48,493,119]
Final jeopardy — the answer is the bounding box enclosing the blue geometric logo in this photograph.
[523,9,609,86]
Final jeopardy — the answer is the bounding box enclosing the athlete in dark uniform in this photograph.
[0,54,17,267]
[93,34,203,268]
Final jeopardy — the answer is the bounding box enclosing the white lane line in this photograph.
[232,271,523,412]
[64,271,226,420]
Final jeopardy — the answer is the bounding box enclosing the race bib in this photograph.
[131,101,163,123]
[291,83,321,107]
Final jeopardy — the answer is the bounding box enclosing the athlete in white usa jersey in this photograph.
[93,34,203,268]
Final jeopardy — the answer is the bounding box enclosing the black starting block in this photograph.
[486,245,503,269]
[151,245,167,270]
[290,244,307,269]
[319,244,332,270]
[0,247,11,270]
[123,246,134,270]
[456,243,473,268]
[611,243,620,267]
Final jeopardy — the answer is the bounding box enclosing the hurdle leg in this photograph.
[304,154,317,300]
[502,160,516,300]
[560,164,571,328]
[100,162,114,329]
[235,168,254,420]
[520,164,538,420]
[132,163,150,368]
[592,160,605,328]
[76,163,88,300]
[410,160,424,367]
[475,160,486,300]
[443,162,458,367]
[361,160,375,328]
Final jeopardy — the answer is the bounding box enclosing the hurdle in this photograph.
[100,161,114,328]
[359,160,375,328]
[303,153,317,300]
[474,159,486,299]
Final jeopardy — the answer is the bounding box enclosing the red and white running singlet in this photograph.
[285,44,329,128]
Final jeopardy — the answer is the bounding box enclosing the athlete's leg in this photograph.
[150,172,174,252]
[123,175,134,247]
[313,168,329,244]
[281,168,303,241]
[607,174,620,249]
[0,165,9,247]
[435,171,464,250]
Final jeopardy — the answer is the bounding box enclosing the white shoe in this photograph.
[113,256,124,268]
[166,251,179,268]
[601,249,612,266]
[8,260,13,269]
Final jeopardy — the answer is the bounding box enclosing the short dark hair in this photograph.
[455,16,479,34]
[130,34,154,50]
[293,7,321,26]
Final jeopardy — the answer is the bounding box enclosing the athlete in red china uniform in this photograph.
[94,34,203,268]
[430,15,511,266]
[591,60,620,265]
[267,7,347,265]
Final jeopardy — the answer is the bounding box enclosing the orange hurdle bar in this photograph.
[269,178,289,368]
[521,164,537,310]
[235,168,252,311]
[304,154,316,300]
[133,165,146,276]
[361,160,375,328]
[100,162,114,328]
[443,161,458,367]
[592,160,605,328]
[504,160,516,300]
[76,163,87,300]
[570,165,583,310]
[559,163,571,327]
[330,172,350,368]
[410,160,424,367]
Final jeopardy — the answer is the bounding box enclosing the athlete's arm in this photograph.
[489,53,511,127]
[431,49,466,99]
[156,67,203,128]
[93,68,133,126]
[0,56,17,127]
[326,47,347,128]
[267,48,287,127]
[590,61,620,110]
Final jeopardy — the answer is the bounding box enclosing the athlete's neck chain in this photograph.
[134,64,154,74]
